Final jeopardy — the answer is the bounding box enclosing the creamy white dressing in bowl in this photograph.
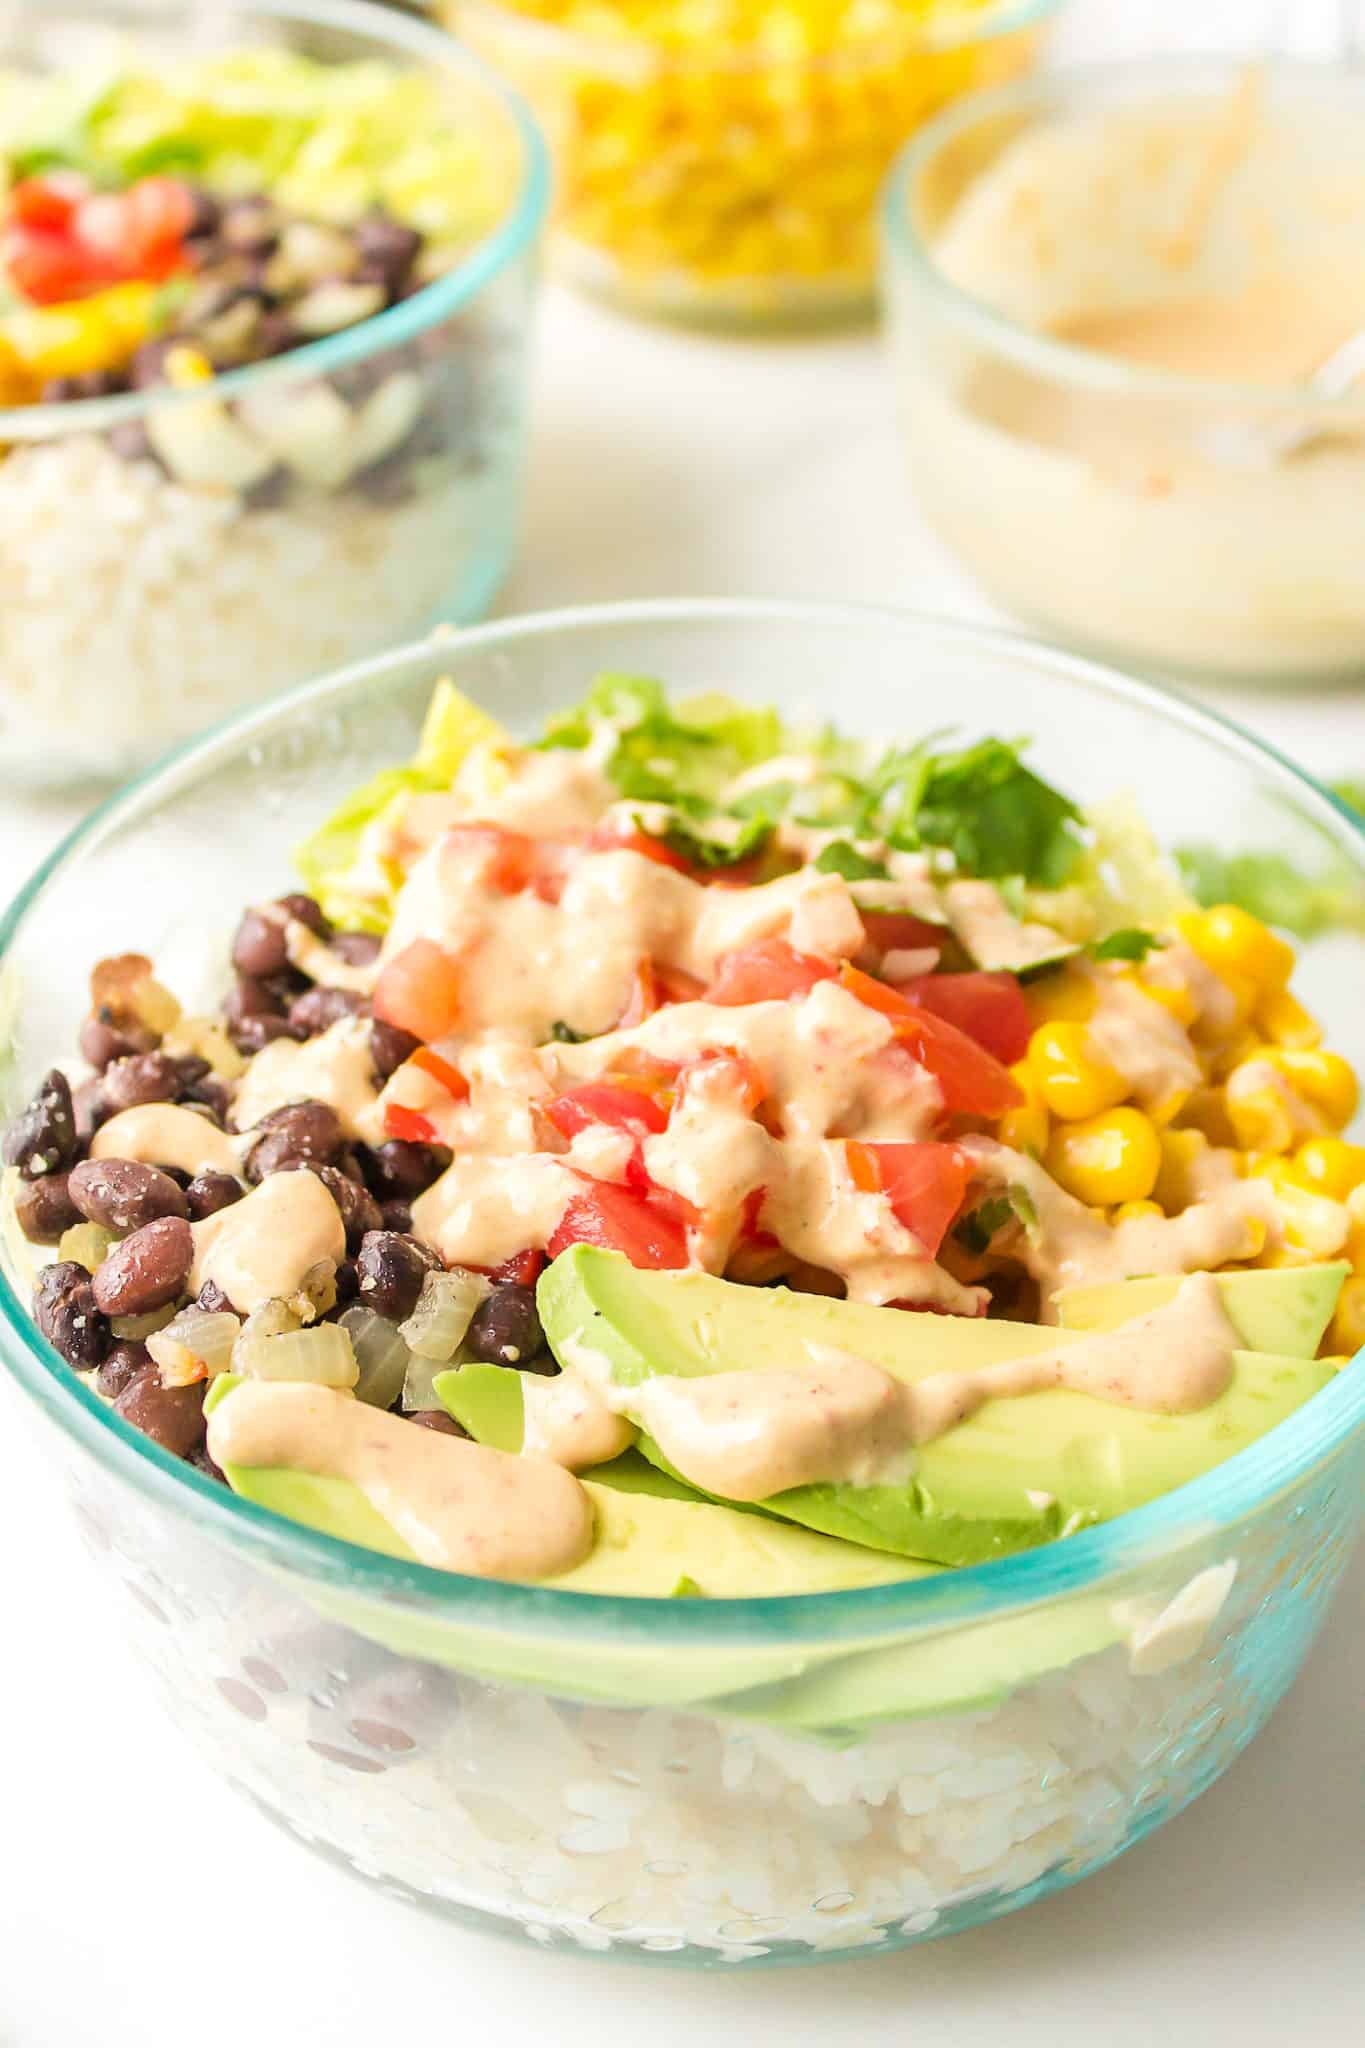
[882,60,1365,685]
[1,601,1363,1965]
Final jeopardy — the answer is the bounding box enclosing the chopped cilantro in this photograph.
[957,1186,1039,1255]
[909,738,1085,887]
[670,1574,707,1598]
[550,1021,590,1044]
[648,813,773,870]
[814,840,889,881]
[1090,928,1161,964]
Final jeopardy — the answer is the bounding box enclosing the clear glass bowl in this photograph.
[1,600,1362,1966]
[881,60,1365,687]
[452,0,1058,329]
[0,0,548,790]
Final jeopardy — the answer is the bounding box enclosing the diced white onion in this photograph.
[111,1304,177,1341]
[289,1259,338,1327]
[339,1305,411,1410]
[398,1268,488,1362]
[239,1297,301,1345]
[148,1308,243,1388]
[58,1221,117,1273]
[232,1323,358,1389]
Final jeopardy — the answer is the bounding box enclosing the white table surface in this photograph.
[2,3,1364,2040]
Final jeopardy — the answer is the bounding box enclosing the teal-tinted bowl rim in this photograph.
[879,52,1365,412]
[2,597,1363,1648]
[0,0,550,445]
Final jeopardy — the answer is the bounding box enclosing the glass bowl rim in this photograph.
[0,0,550,445]
[457,0,1063,76]
[2,595,1363,1648]
[880,51,1365,413]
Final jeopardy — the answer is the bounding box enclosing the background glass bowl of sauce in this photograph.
[882,58,1365,687]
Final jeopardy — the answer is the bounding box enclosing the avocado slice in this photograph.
[206,1374,930,1598]
[538,1248,1340,1566]
[1053,1263,1346,1358]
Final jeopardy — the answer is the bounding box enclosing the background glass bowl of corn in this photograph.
[0,0,548,791]
[2,600,1363,1961]
[449,0,1061,327]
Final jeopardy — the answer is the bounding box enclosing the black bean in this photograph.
[181,1076,230,1125]
[355,1230,439,1322]
[35,1264,110,1370]
[465,1284,545,1369]
[72,1078,109,1143]
[4,1069,77,1179]
[79,1012,156,1071]
[277,893,331,939]
[378,1200,413,1235]
[69,1158,189,1232]
[230,1014,305,1057]
[221,197,280,255]
[101,1051,183,1114]
[359,1139,451,1202]
[289,986,366,1037]
[408,1408,464,1437]
[97,1341,151,1398]
[14,1170,81,1244]
[334,1258,359,1306]
[114,1368,207,1458]
[129,337,180,389]
[255,310,299,358]
[307,1163,381,1251]
[91,1216,194,1318]
[368,1020,420,1083]
[41,369,129,401]
[332,932,381,968]
[231,911,290,980]
[185,1171,244,1222]
[355,213,422,276]
[174,1055,212,1089]
[107,419,157,465]
[183,185,222,240]
[198,1278,235,1315]
[191,1442,227,1485]
[245,1100,346,1180]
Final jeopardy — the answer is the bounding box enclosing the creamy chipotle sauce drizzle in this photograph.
[190,1170,345,1314]
[207,1381,594,1579]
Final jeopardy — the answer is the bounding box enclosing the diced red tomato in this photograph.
[9,172,90,232]
[654,963,706,1006]
[676,1048,766,1116]
[444,823,538,894]
[373,938,462,1044]
[839,964,1023,1119]
[846,1140,973,1256]
[548,1181,691,1269]
[407,1045,470,1100]
[610,1048,682,1087]
[895,971,1032,1067]
[1,224,110,303]
[617,958,659,1030]
[121,176,194,258]
[704,937,837,1007]
[490,1249,546,1288]
[621,1149,701,1229]
[384,1102,439,1144]
[547,1081,670,1141]
[737,1185,777,1248]
[859,911,946,957]
[588,822,695,875]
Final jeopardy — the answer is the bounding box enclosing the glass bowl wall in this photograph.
[1,601,1362,1965]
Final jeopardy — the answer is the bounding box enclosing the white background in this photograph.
[1,3,1363,2042]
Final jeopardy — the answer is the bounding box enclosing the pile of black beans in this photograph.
[4,889,552,1472]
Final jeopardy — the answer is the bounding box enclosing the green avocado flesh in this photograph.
[536,1248,1342,1567]
[208,1382,931,1599]
[1054,1264,1347,1357]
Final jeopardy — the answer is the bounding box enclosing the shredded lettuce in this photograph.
[542,675,783,809]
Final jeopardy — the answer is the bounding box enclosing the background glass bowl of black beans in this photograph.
[0,0,548,789]
[1,599,1363,1965]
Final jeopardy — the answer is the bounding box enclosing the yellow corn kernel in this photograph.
[1294,1137,1365,1202]
[1178,905,1294,992]
[1225,1056,1302,1154]
[1205,1025,1264,1083]
[999,1063,1048,1157]
[164,344,214,388]
[1327,1274,1365,1353]
[1023,972,1095,1027]
[1136,975,1199,1029]
[1113,1199,1163,1224]
[1030,1021,1128,1122]
[1271,1049,1359,1129]
[1247,1154,1317,1198]
[1046,1107,1161,1207]
[1255,987,1322,1051]
[1153,1127,1213,1212]
[1268,1180,1350,1257]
